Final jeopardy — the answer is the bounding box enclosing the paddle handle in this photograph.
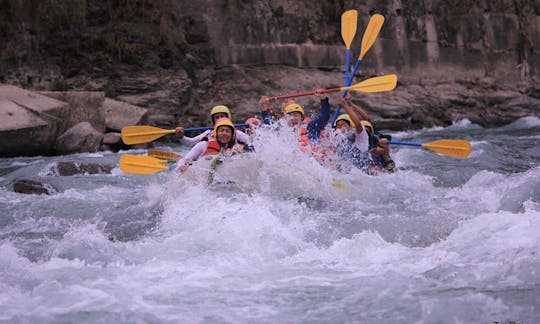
[388,141,422,147]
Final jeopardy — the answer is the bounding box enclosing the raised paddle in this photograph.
[266,74,397,101]
[119,154,172,175]
[341,10,358,83]
[389,139,472,158]
[121,123,249,145]
[331,14,386,124]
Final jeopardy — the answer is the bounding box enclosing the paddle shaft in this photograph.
[388,141,421,147]
[331,60,365,123]
[185,123,249,132]
[267,88,342,101]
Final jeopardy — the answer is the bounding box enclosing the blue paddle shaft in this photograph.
[388,141,422,147]
[184,123,249,132]
[331,59,363,125]
[345,50,351,84]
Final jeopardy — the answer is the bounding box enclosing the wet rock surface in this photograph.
[13,179,57,195]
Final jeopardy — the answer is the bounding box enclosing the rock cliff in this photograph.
[0,0,539,146]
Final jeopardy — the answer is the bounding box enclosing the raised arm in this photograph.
[344,93,370,121]
[338,97,364,135]
[307,89,330,140]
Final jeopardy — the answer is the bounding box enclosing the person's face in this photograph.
[287,111,303,126]
[212,113,229,124]
[216,126,233,144]
[336,120,351,131]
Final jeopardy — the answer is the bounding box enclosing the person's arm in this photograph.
[175,141,208,172]
[259,96,274,125]
[180,130,211,147]
[348,100,370,121]
[235,129,251,145]
[338,97,364,135]
[307,90,330,140]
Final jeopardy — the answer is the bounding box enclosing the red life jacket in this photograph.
[203,139,221,156]
[298,127,327,161]
[202,138,245,156]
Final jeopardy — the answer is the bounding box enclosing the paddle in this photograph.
[331,13,386,124]
[147,149,181,162]
[121,123,249,145]
[119,154,172,175]
[266,74,397,101]
[389,139,472,158]
[341,10,358,83]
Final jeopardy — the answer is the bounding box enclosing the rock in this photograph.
[13,179,57,195]
[55,122,104,154]
[102,98,148,131]
[0,85,68,156]
[46,161,113,176]
[39,91,106,132]
[102,132,122,145]
[147,114,177,128]
[101,132,128,151]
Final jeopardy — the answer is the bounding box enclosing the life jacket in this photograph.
[202,137,246,156]
[203,139,222,156]
[298,127,327,161]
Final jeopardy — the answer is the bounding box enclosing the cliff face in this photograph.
[0,0,539,129]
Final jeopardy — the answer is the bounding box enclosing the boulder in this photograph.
[46,161,113,176]
[0,85,68,156]
[55,122,104,154]
[101,132,128,151]
[39,91,106,132]
[102,132,123,145]
[102,98,148,131]
[13,179,57,195]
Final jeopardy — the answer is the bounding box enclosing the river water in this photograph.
[1,117,539,323]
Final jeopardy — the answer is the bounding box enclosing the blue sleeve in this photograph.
[261,110,272,125]
[307,97,330,141]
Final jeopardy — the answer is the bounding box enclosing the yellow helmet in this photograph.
[210,105,231,120]
[333,114,355,128]
[214,117,235,134]
[284,103,305,117]
[360,120,374,133]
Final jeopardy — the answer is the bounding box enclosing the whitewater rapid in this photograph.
[0,117,539,322]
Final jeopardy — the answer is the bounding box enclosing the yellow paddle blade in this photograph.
[148,149,181,161]
[359,14,385,60]
[422,139,472,158]
[343,74,397,93]
[341,10,358,49]
[331,180,348,192]
[119,154,170,175]
[121,125,176,145]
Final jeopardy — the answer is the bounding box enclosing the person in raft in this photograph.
[175,118,249,173]
[330,97,372,173]
[174,104,251,147]
[259,90,330,146]
[338,94,395,173]
[244,117,262,137]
